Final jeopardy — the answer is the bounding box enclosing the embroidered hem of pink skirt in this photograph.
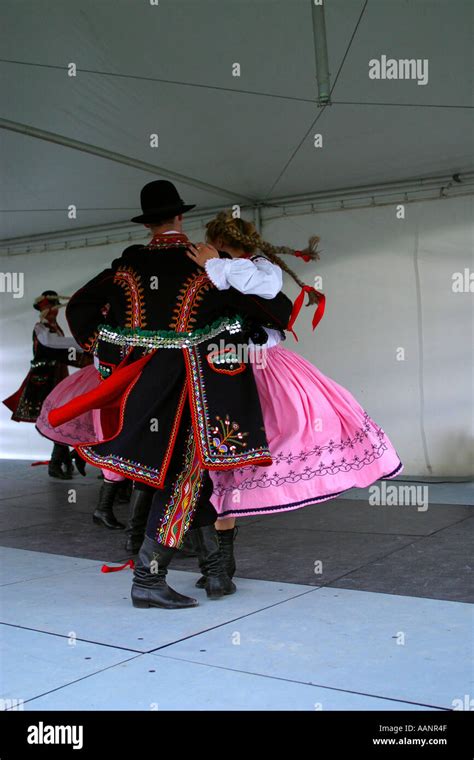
[211,459,403,519]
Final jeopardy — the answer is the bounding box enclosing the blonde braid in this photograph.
[205,211,321,304]
[224,214,259,251]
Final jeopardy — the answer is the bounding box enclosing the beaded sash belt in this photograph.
[96,315,244,351]
[31,359,59,369]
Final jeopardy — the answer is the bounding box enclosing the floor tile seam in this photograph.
[141,587,348,652]
[149,652,450,710]
[304,534,432,590]
[0,621,146,654]
[0,586,326,655]
[314,514,474,592]
[237,514,473,539]
[256,521,471,538]
[0,486,97,502]
[5,653,145,709]
[0,563,105,588]
[0,517,93,535]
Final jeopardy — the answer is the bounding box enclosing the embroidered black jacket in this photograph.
[64,234,292,486]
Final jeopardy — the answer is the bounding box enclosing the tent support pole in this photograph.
[0,117,255,205]
[254,205,262,234]
[311,0,331,104]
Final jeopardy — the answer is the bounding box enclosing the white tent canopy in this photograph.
[1,0,473,244]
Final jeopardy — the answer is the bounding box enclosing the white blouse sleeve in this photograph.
[34,323,83,351]
[204,256,282,299]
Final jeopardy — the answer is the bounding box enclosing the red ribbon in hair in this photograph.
[294,250,313,263]
[287,286,326,341]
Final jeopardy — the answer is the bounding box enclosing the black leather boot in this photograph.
[195,527,237,589]
[61,446,74,480]
[48,443,70,479]
[125,488,153,554]
[178,532,197,558]
[131,535,198,609]
[218,527,237,577]
[72,450,86,476]
[92,481,126,529]
[190,525,236,599]
[116,479,133,504]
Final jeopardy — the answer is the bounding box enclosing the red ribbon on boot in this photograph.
[101,559,135,573]
[287,286,326,341]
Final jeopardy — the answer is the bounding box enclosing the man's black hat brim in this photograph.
[131,203,195,224]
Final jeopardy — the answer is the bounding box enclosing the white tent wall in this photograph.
[263,195,473,477]
[0,196,472,475]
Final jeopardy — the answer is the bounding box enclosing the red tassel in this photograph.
[31,460,50,467]
[101,559,135,573]
[288,285,326,338]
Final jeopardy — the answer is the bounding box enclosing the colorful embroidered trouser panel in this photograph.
[145,412,216,548]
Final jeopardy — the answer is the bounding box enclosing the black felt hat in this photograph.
[131,180,195,223]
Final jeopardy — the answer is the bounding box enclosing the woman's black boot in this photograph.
[48,443,69,479]
[61,446,74,480]
[92,481,126,529]
[190,525,236,599]
[131,536,198,609]
[195,527,237,589]
[178,532,197,558]
[72,450,86,476]
[116,479,133,504]
[218,527,237,577]
[125,488,153,554]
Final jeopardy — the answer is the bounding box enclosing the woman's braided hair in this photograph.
[205,211,321,304]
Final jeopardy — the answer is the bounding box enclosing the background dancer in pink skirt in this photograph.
[187,211,403,587]
[3,290,88,480]
[37,294,148,538]
[37,361,129,531]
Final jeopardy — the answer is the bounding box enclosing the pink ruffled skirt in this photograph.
[210,345,403,518]
[36,365,125,481]
[36,365,99,446]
